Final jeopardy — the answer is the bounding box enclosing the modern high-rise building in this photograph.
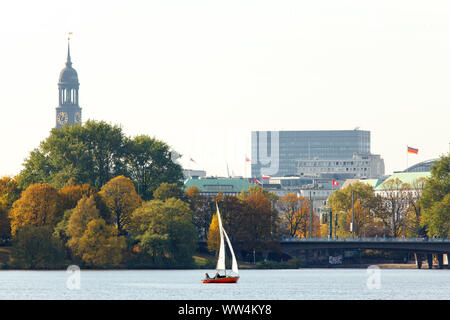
[56,42,82,129]
[251,130,374,178]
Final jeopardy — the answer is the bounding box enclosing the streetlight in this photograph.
[351,190,355,239]
[309,190,313,238]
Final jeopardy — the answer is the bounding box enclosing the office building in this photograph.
[251,130,372,178]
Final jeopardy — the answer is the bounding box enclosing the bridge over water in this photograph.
[280,237,450,269]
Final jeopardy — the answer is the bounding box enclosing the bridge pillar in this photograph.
[437,254,443,269]
[414,253,422,269]
[427,254,433,269]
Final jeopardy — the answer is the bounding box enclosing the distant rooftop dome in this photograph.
[403,159,438,173]
[58,43,79,85]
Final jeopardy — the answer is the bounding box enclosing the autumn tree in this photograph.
[99,176,142,235]
[207,213,220,252]
[235,192,280,254]
[216,195,245,242]
[278,193,311,238]
[65,195,125,267]
[328,181,384,238]
[58,182,98,211]
[66,196,101,247]
[377,178,411,238]
[404,177,428,237]
[420,155,450,237]
[185,186,214,240]
[76,219,126,267]
[9,183,62,236]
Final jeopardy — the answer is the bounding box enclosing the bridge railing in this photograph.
[280,237,450,243]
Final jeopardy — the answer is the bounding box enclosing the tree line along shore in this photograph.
[0,121,448,269]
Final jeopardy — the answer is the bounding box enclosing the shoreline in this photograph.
[3,263,447,271]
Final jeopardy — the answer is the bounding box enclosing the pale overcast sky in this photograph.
[0,0,449,178]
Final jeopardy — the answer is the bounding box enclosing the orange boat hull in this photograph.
[201,276,239,284]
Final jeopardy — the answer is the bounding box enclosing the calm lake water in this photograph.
[0,269,449,300]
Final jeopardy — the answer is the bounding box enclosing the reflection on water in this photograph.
[0,269,450,300]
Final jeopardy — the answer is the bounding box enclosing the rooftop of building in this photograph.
[374,172,431,191]
[184,176,253,194]
[402,159,438,173]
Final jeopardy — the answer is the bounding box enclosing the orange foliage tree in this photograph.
[9,183,62,236]
[99,176,142,235]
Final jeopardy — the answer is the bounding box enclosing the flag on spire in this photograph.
[407,146,418,154]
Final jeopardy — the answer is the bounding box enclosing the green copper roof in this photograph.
[184,177,252,194]
[374,172,430,191]
[359,179,384,189]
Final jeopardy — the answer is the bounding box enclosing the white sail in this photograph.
[215,203,226,271]
[222,228,239,275]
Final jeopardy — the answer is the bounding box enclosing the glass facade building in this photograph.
[251,130,371,178]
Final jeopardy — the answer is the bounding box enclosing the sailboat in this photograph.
[201,203,240,284]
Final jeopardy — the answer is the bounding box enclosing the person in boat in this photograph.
[214,272,225,279]
[205,273,211,279]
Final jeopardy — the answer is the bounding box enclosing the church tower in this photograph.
[56,41,82,129]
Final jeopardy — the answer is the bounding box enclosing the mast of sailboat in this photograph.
[215,203,226,275]
[215,202,239,277]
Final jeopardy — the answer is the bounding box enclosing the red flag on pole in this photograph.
[332,180,339,186]
[254,178,263,185]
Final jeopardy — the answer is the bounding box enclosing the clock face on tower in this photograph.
[74,112,81,123]
[57,111,69,125]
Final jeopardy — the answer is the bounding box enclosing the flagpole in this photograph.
[406,146,408,170]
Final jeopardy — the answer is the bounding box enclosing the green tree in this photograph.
[0,176,22,240]
[126,135,183,200]
[17,121,183,200]
[129,198,197,266]
[420,155,450,237]
[153,182,184,201]
[0,176,22,209]
[17,121,127,189]
[0,207,10,241]
[10,225,66,269]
